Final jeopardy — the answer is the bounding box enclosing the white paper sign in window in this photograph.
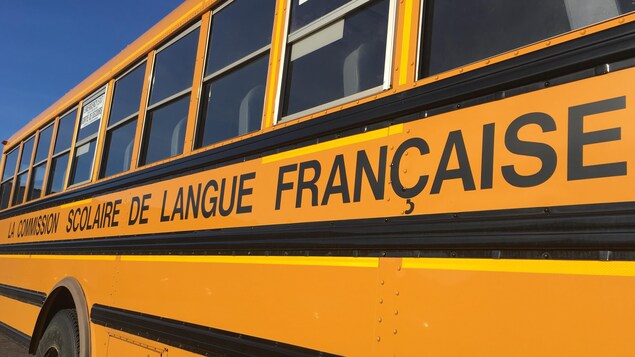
[80,93,105,129]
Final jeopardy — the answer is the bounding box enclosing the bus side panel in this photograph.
[396,259,635,357]
[111,256,383,356]
[0,255,119,353]
[0,295,40,337]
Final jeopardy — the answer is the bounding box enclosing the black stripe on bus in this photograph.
[91,304,339,357]
[0,320,31,348]
[2,202,635,260]
[2,22,635,220]
[0,283,46,307]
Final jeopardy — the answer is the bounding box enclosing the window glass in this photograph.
[420,0,632,77]
[290,0,352,32]
[140,95,190,165]
[13,173,28,205]
[206,0,275,75]
[149,28,200,105]
[77,92,106,142]
[198,55,268,147]
[54,109,77,154]
[35,124,54,163]
[110,63,147,126]
[101,119,137,178]
[28,163,46,201]
[47,153,69,195]
[282,0,389,117]
[18,136,35,172]
[69,140,96,186]
[0,180,12,209]
[619,1,635,13]
[2,149,19,181]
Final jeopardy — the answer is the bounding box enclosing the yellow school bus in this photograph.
[2,0,635,356]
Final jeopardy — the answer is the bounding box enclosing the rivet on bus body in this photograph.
[406,129,410,134]
[394,310,399,315]
[485,59,490,64]
[402,169,407,173]
[377,336,381,342]
[619,18,625,24]
[380,280,385,285]
[395,291,400,296]
[395,66,400,71]
[387,197,391,202]
[397,266,402,271]
[393,329,398,335]
[434,75,439,80]
[458,68,463,73]
[379,298,384,304]
[580,29,586,35]
[546,40,551,46]
[378,317,383,323]
[514,50,519,56]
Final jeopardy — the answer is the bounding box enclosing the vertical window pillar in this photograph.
[184,11,212,154]
[130,52,155,171]
[92,80,116,181]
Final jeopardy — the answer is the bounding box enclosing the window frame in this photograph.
[100,60,147,179]
[12,134,36,205]
[193,0,276,149]
[275,0,397,123]
[68,86,108,188]
[0,145,20,208]
[47,107,79,195]
[138,21,201,167]
[28,124,51,201]
[415,0,634,79]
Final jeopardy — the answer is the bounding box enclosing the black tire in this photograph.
[35,309,80,357]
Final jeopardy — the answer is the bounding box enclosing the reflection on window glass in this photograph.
[69,140,96,186]
[18,136,35,172]
[140,95,190,166]
[47,153,69,195]
[35,124,54,163]
[290,0,352,32]
[198,55,268,147]
[149,28,200,105]
[0,180,12,209]
[77,93,106,142]
[420,0,633,77]
[282,0,389,117]
[28,163,46,201]
[101,119,137,178]
[110,63,146,126]
[2,149,19,181]
[54,110,77,154]
[13,173,28,205]
[206,0,275,74]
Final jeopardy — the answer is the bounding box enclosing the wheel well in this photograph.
[29,287,75,354]
[29,278,91,357]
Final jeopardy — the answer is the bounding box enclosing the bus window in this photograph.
[0,147,19,209]
[69,88,106,186]
[28,123,54,201]
[140,25,200,166]
[47,108,77,195]
[280,0,391,119]
[419,0,634,77]
[101,62,146,178]
[196,0,275,148]
[12,135,35,205]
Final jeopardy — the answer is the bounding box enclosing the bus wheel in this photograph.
[36,309,80,357]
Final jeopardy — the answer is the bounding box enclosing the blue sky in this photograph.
[0,0,184,148]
